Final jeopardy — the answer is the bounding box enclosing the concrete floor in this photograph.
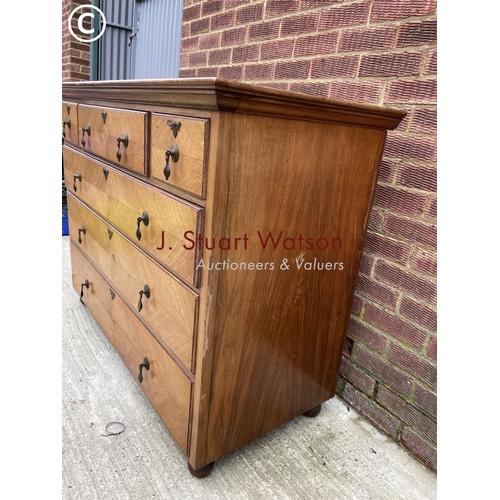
[62,236,437,499]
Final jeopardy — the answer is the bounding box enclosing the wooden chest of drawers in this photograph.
[62,78,405,477]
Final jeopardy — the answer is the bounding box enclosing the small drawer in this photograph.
[63,146,204,287]
[150,113,209,198]
[68,194,199,372]
[62,101,79,146]
[78,104,147,174]
[71,241,192,455]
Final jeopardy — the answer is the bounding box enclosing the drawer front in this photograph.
[78,104,147,174]
[71,241,192,455]
[63,146,204,287]
[150,113,209,198]
[68,194,198,372]
[62,101,79,146]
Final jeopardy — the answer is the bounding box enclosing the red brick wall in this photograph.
[62,0,91,81]
[180,0,437,471]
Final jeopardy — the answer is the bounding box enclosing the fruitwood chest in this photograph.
[62,78,405,476]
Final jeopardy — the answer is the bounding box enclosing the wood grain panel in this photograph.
[63,146,204,287]
[77,104,147,174]
[68,194,198,373]
[62,101,78,146]
[150,114,209,198]
[70,241,192,455]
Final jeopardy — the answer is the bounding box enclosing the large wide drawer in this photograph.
[68,194,198,373]
[150,113,209,198]
[62,101,79,146]
[78,104,147,174]
[63,146,204,287]
[70,241,192,456]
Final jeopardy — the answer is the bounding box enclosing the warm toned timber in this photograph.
[63,78,405,475]
[62,101,79,146]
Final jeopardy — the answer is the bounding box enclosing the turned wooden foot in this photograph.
[303,404,321,418]
[188,461,215,478]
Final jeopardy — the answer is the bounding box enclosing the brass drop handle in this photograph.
[138,357,150,383]
[163,144,179,180]
[138,284,150,313]
[81,124,91,147]
[80,279,89,300]
[62,117,71,138]
[136,210,149,241]
[73,172,82,192]
[116,132,128,162]
[77,225,86,244]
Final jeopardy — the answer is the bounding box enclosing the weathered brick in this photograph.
[410,247,437,277]
[342,383,402,438]
[359,52,422,77]
[377,385,437,443]
[219,65,244,79]
[265,0,299,18]
[182,23,191,38]
[397,19,437,47]
[211,11,236,30]
[424,195,436,220]
[179,68,197,78]
[338,25,396,52]
[388,343,437,389]
[425,48,437,75]
[191,17,210,35]
[236,3,264,24]
[351,295,364,315]
[346,317,387,353]
[294,32,338,57]
[386,79,437,103]
[281,12,319,35]
[373,184,427,216]
[262,82,289,91]
[384,133,436,162]
[311,55,359,78]
[370,0,437,22]
[289,82,329,97]
[378,159,398,183]
[232,44,259,63]
[340,358,376,396]
[354,345,413,397]
[209,48,232,65]
[374,260,436,303]
[368,208,385,231]
[410,108,437,134]
[180,53,189,68]
[365,302,428,350]
[329,81,383,104]
[221,27,247,46]
[261,39,294,60]
[319,2,370,30]
[396,164,436,192]
[200,32,221,49]
[188,50,207,66]
[202,0,224,15]
[414,384,437,418]
[356,275,400,309]
[275,60,311,79]
[225,0,253,8]
[182,36,200,52]
[183,4,201,21]
[400,296,437,332]
[427,335,437,361]
[364,231,412,265]
[383,213,436,248]
[243,62,274,81]
[197,67,219,77]
[249,20,280,40]
[359,254,374,276]
[301,0,342,9]
[402,427,437,471]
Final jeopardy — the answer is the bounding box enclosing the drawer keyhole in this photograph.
[138,357,150,383]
